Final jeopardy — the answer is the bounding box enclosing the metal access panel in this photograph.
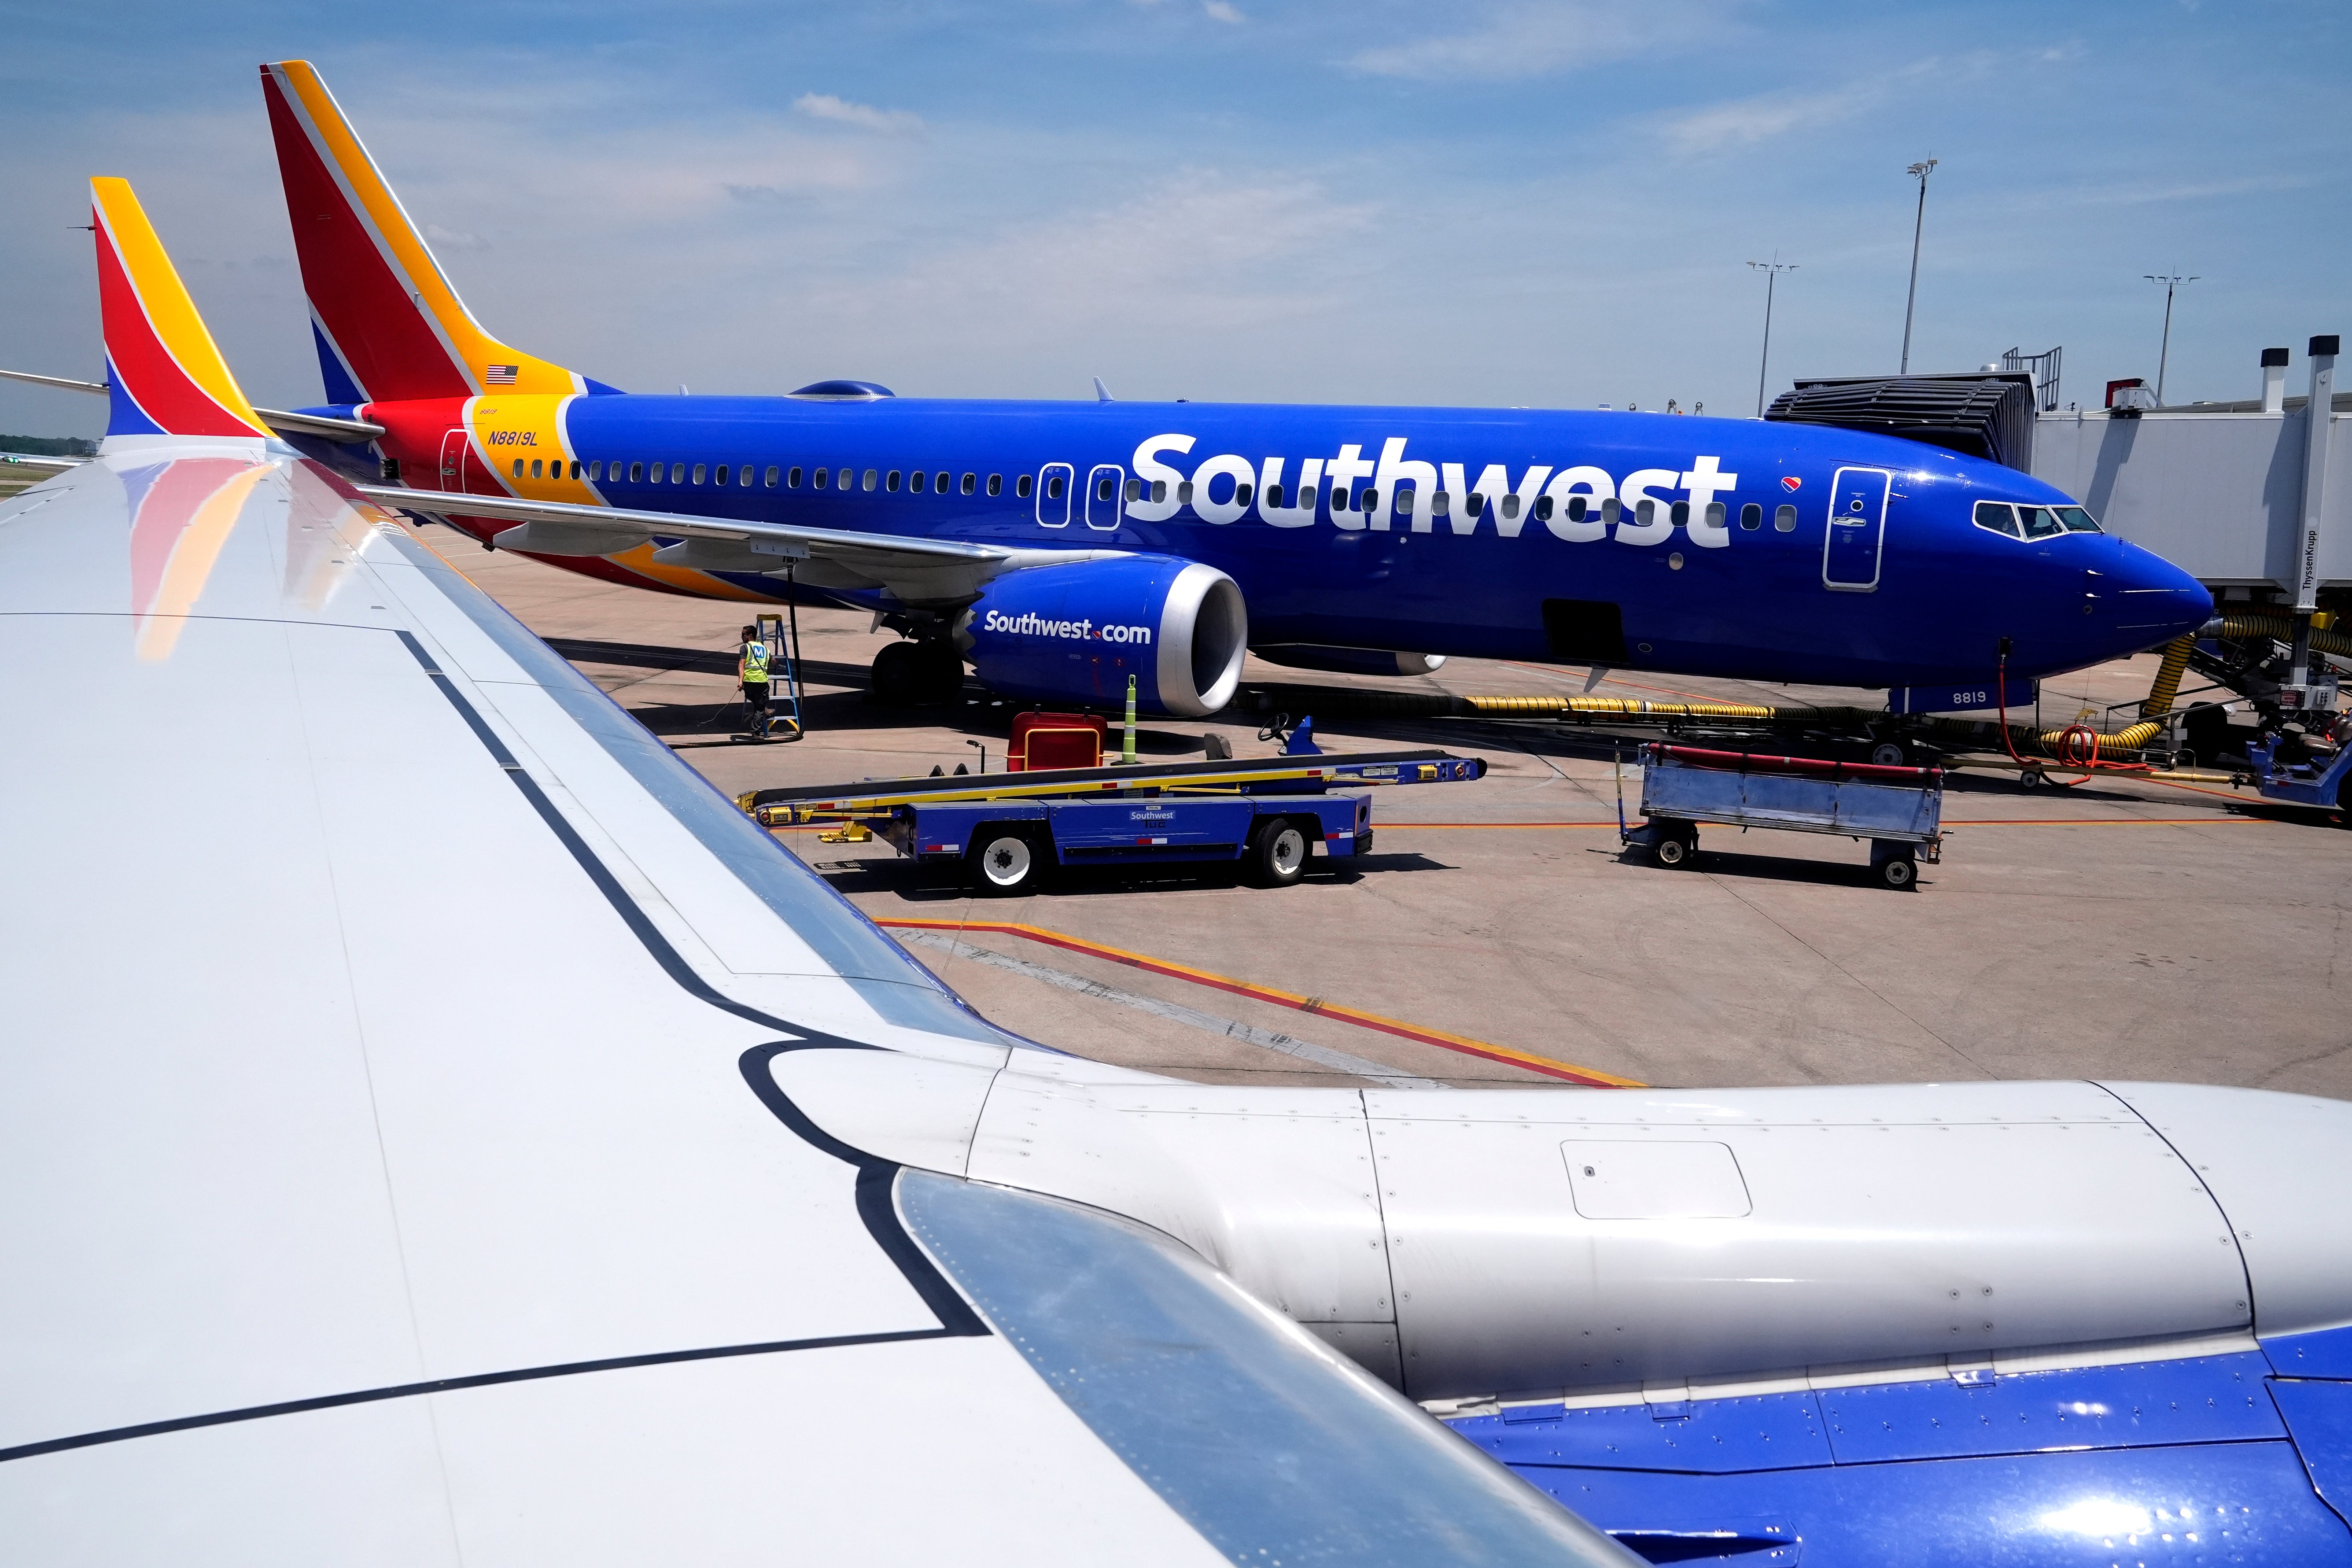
[1822,466,1890,590]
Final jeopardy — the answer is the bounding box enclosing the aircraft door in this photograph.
[1037,463,1073,528]
[1084,464,1125,531]
[1822,466,1891,591]
[437,429,468,492]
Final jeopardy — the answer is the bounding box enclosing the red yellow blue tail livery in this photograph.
[90,177,273,446]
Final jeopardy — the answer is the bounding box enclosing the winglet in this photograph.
[1093,376,1113,402]
[90,178,271,443]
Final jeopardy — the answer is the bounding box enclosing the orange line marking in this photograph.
[874,917,1641,1087]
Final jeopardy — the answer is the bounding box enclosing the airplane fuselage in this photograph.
[333,390,2213,690]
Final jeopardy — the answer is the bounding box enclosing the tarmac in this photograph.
[431,523,2352,1099]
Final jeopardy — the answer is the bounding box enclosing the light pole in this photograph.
[2144,273,2199,406]
[1748,257,1796,417]
[1899,158,1936,374]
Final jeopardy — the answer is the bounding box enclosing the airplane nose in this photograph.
[2110,539,2213,642]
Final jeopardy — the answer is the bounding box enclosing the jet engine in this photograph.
[955,555,1247,718]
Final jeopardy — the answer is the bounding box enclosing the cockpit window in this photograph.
[2015,505,2065,539]
[1972,501,2023,538]
[2053,505,2103,534]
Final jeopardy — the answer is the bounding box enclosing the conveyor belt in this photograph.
[738,749,1483,823]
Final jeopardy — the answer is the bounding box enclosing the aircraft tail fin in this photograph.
[260,59,589,404]
[90,177,273,445]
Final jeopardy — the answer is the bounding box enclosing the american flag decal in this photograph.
[484,364,519,385]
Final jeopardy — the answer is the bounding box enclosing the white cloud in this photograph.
[1349,1,1737,81]
[1203,0,1244,22]
[423,221,487,251]
[792,93,925,135]
[1661,83,1878,156]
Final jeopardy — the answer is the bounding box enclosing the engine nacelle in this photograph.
[955,555,1247,718]
[1254,645,1447,678]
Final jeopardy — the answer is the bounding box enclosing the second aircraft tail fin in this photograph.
[90,177,273,446]
[260,59,591,405]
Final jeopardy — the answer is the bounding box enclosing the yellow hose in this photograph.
[2215,610,2352,660]
[1463,695,1778,719]
[2139,636,2193,719]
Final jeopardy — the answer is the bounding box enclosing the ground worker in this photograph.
[737,624,771,733]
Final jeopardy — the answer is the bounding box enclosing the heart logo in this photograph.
[1781,476,1803,492]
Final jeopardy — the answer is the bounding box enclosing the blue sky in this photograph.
[3,0,2345,437]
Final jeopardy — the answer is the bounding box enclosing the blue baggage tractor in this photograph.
[1619,743,1946,889]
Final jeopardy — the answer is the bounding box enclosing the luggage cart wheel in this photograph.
[969,825,1047,897]
[1654,835,1690,868]
[1873,848,1918,890]
[1246,818,1311,888]
[2018,767,2046,790]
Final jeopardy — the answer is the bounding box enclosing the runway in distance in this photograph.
[249,59,2212,716]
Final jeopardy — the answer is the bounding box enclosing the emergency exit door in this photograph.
[1822,466,1890,591]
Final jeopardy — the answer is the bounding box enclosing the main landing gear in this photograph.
[871,638,965,707]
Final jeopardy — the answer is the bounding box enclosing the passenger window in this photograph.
[1704,502,1725,530]
[670,464,685,484]
[739,465,752,487]
[1637,499,1656,526]
[786,466,801,487]
[813,468,829,490]
[628,461,644,482]
[1154,479,1170,504]
[588,461,602,480]
[1263,483,1282,508]
[693,464,708,485]
[1740,502,1761,530]
[1602,497,1623,524]
[1017,474,1033,498]
[1773,503,1796,532]
[568,461,581,480]
[1465,493,1484,517]
[911,470,927,493]
[1179,480,1195,504]
[1567,497,1587,522]
[860,469,875,491]
[512,459,525,478]
[714,464,728,486]
[1125,478,1141,502]
[1972,501,2022,537]
[1432,491,1450,516]
[2017,505,2063,539]
[766,465,780,487]
[2055,505,2102,533]
[965,473,981,496]
[988,474,1003,497]
[1670,500,1689,527]
[887,470,901,491]
[1502,494,1520,520]
[1534,495,1554,521]
[936,471,950,493]
[1237,483,1255,506]
[1047,474,1064,500]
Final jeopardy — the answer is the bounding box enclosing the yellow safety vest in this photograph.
[740,641,770,684]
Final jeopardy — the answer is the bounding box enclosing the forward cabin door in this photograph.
[1823,466,1891,591]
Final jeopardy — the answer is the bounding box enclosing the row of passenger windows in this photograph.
[507,454,1038,498]
[1973,501,2103,539]
[497,452,1805,534]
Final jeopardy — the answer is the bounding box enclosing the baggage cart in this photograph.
[1619,743,1945,889]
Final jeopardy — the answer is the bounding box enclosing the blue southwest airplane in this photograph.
[257,61,2201,716]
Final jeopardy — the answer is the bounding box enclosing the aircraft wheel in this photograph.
[1246,819,1311,888]
[1869,741,1909,767]
[871,641,925,705]
[969,825,1048,896]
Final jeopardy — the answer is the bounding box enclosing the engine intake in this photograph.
[955,555,1247,718]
